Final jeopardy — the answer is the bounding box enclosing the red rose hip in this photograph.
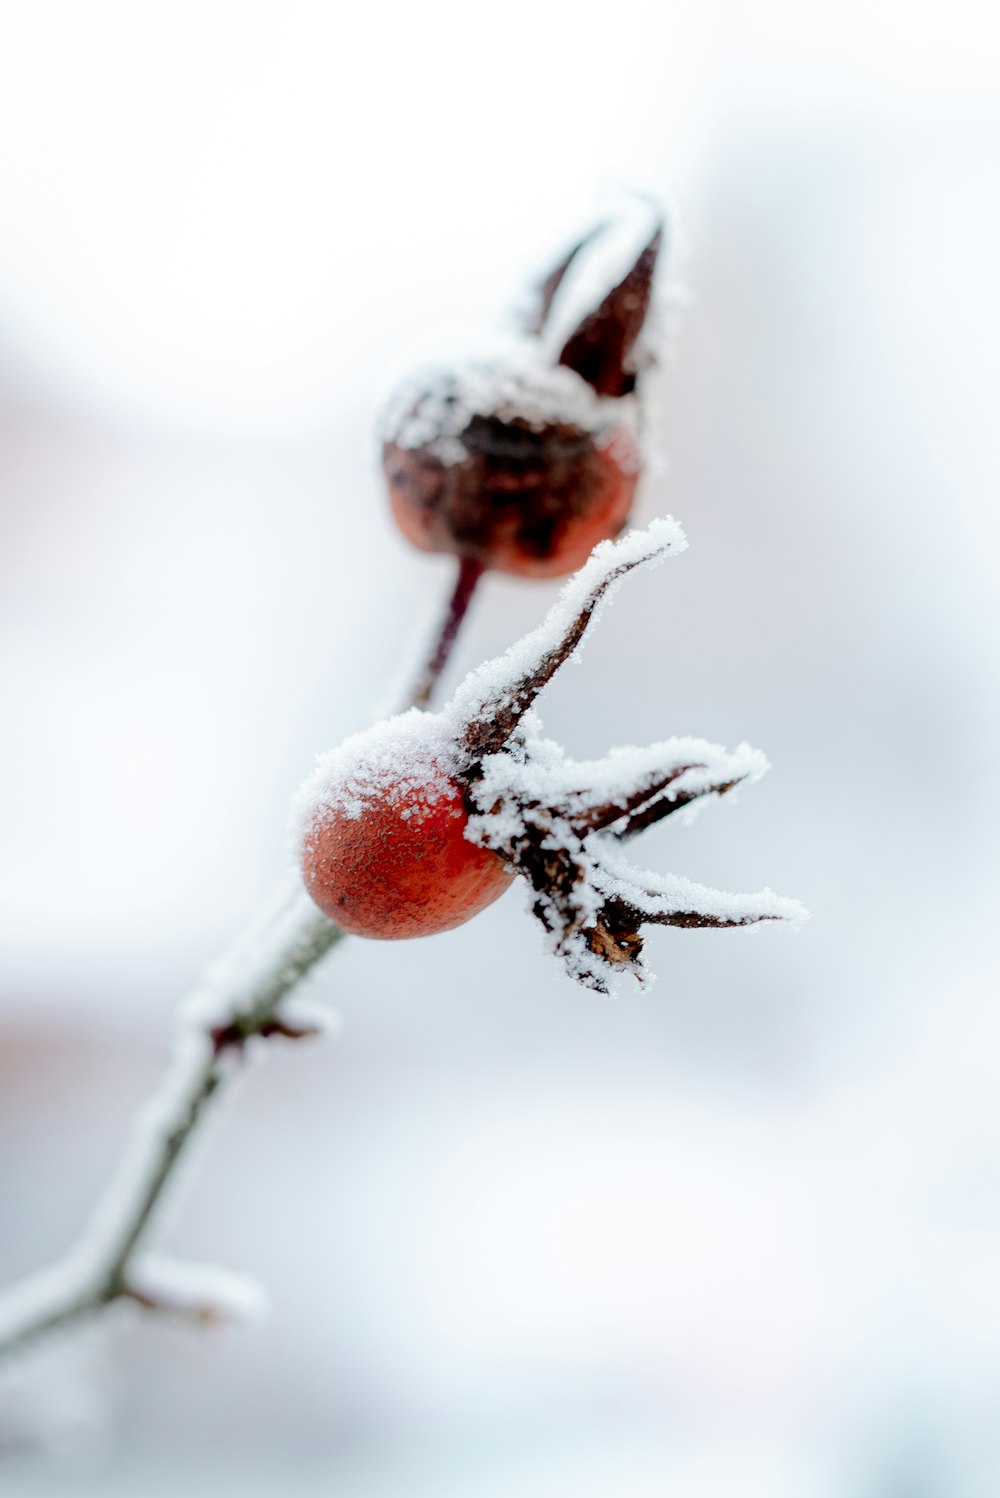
[296,712,513,939]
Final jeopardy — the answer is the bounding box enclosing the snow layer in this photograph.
[381,349,639,468]
[472,730,769,833]
[291,709,458,850]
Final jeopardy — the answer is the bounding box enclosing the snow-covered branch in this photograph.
[0,547,486,1366]
[0,889,342,1360]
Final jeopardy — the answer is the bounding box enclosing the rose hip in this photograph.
[297,716,513,939]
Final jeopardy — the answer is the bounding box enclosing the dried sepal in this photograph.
[557,225,663,397]
[551,740,768,837]
[443,518,808,990]
[463,723,798,992]
[453,517,687,759]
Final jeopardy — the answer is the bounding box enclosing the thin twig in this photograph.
[409,556,484,709]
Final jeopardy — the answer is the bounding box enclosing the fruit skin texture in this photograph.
[301,770,513,940]
[384,417,639,579]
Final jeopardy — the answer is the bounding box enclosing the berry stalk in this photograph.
[408,555,484,710]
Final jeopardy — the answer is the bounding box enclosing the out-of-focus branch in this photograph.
[0,554,479,1362]
[0,897,343,1361]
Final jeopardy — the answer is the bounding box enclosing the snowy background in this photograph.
[1,1,999,1494]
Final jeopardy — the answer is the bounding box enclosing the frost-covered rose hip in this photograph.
[382,224,661,581]
[295,712,513,939]
[296,519,808,985]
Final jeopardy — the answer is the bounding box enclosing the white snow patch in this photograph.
[127,1254,268,1324]
[593,845,812,931]
[291,707,458,852]
[470,729,769,830]
[275,994,342,1040]
[381,346,638,467]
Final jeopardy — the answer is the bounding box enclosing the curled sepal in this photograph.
[585,851,809,988]
[462,720,805,992]
[557,225,663,397]
[548,739,770,837]
[450,517,687,760]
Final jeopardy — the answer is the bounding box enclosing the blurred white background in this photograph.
[1,1,999,1494]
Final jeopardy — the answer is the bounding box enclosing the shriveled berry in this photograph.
[381,222,661,580]
[384,375,639,578]
[296,713,513,939]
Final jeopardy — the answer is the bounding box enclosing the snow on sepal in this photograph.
[529,199,665,374]
[464,712,806,994]
[470,730,770,840]
[126,1254,268,1326]
[380,346,637,469]
[556,221,663,399]
[449,517,687,758]
[592,846,811,931]
[382,202,664,469]
[444,517,807,992]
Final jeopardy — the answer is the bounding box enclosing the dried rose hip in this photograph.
[296,714,513,939]
[383,369,641,579]
[382,224,661,580]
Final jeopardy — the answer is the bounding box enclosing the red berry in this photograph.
[297,715,513,939]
